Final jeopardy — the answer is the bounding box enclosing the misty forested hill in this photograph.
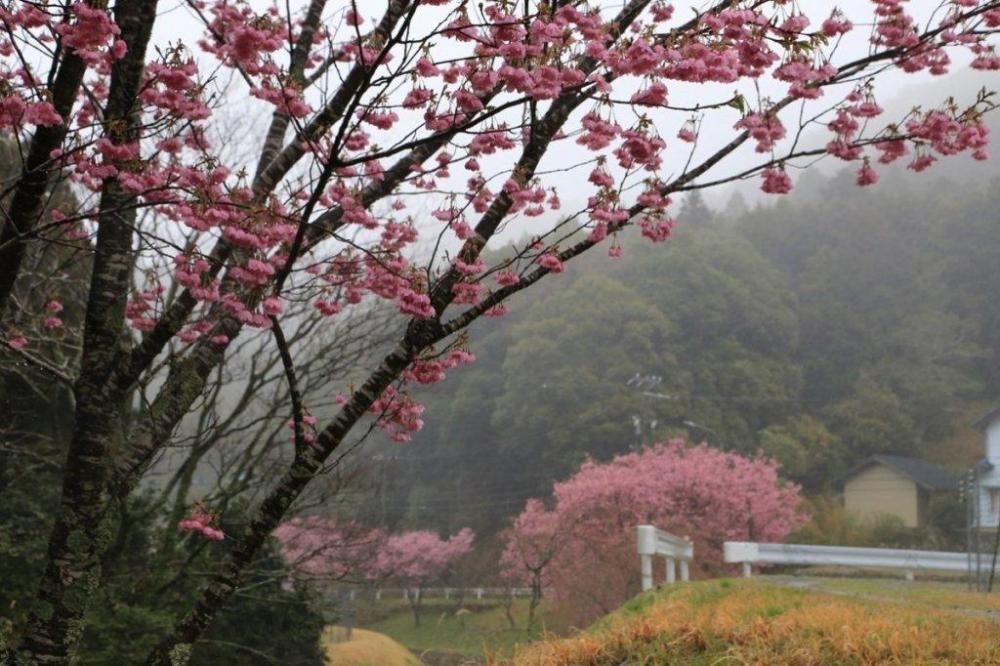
[384,162,1000,537]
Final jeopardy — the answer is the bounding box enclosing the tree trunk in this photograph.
[528,576,543,630]
[19,1,159,661]
[409,590,422,628]
[503,589,517,630]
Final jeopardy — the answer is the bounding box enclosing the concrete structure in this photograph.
[972,406,1000,529]
[843,455,957,528]
[636,525,693,591]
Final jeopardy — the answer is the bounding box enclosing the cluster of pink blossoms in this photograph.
[405,349,476,386]
[53,1,127,69]
[125,287,164,332]
[736,113,787,153]
[42,300,64,330]
[178,510,225,541]
[198,0,285,75]
[286,413,318,445]
[366,386,427,443]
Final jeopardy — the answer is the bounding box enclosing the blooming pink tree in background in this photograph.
[273,516,384,585]
[371,528,474,626]
[0,0,998,661]
[273,519,473,626]
[502,440,806,622]
[499,499,565,629]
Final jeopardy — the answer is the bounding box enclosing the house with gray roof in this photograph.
[843,454,958,528]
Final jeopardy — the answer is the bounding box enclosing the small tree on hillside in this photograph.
[499,499,565,629]
[372,528,474,627]
[503,440,806,622]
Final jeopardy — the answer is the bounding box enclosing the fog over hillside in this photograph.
[381,71,1000,537]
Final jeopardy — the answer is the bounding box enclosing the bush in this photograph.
[793,495,964,551]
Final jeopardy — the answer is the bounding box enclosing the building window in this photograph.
[991,490,1000,518]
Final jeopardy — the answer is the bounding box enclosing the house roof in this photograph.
[846,454,958,492]
[973,404,1000,431]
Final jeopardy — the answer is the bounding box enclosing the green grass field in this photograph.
[785,574,1000,613]
[355,597,558,661]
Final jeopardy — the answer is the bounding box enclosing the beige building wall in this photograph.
[844,464,920,527]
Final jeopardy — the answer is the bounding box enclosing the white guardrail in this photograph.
[344,587,534,601]
[637,525,694,591]
[724,541,977,580]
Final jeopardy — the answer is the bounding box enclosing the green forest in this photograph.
[389,164,1000,538]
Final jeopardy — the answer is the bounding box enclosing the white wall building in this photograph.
[973,406,1000,529]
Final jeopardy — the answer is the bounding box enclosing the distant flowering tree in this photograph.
[502,440,806,622]
[273,516,384,585]
[498,499,565,629]
[1,0,999,661]
[371,528,474,626]
[273,520,473,626]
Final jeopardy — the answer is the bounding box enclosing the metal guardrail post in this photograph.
[640,551,654,592]
[638,525,694,590]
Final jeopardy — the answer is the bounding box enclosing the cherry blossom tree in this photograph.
[498,499,564,629]
[371,527,474,626]
[0,0,999,661]
[273,515,384,585]
[501,440,806,622]
[274,520,473,626]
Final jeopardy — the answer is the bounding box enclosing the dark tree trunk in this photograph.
[528,576,543,630]
[503,589,517,630]
[409,590,422,628]
[19,1,160,661]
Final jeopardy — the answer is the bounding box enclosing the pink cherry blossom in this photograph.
[502,440,805,622]
[178,509,225,541]
[371,528,474,587]
[761,166,793,194]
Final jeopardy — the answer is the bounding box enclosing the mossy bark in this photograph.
[19,1,159,661]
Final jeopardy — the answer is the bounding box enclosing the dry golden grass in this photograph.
[321,626,422,666]
[504,579,1000,665]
